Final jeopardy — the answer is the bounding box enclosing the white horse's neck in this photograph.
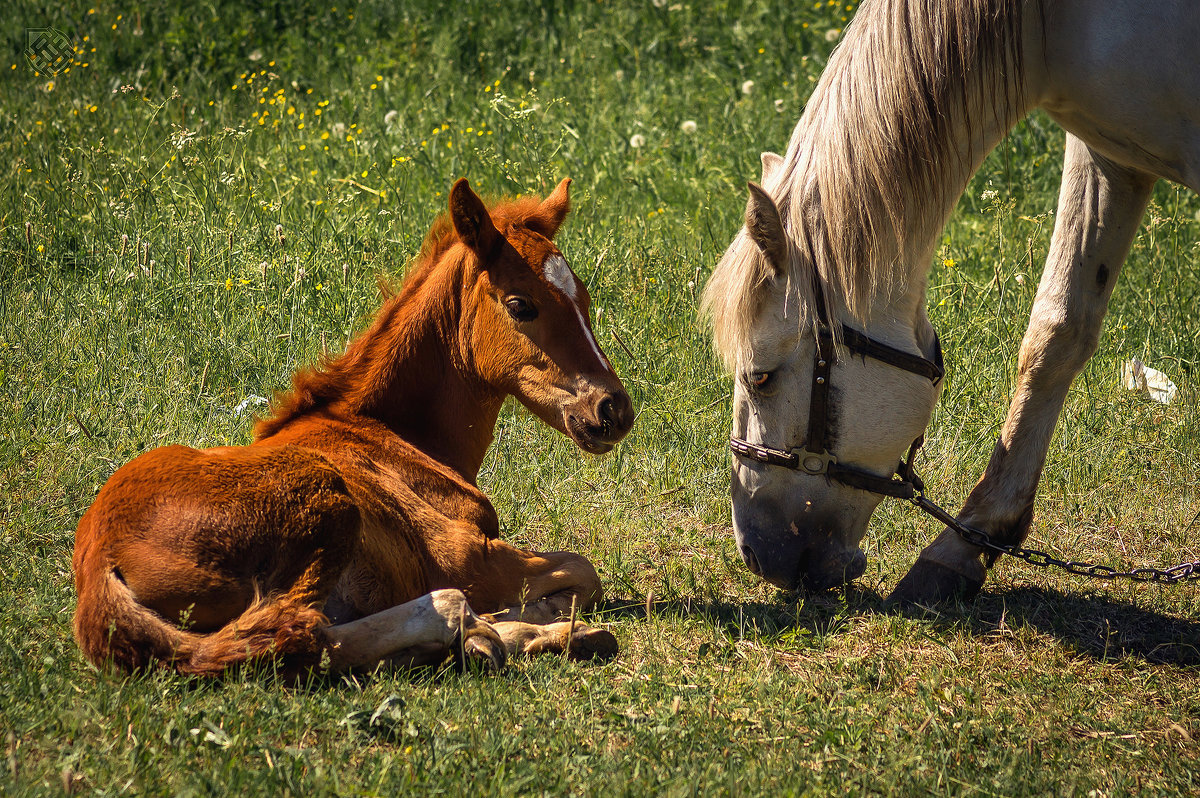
[776,0,1044,343]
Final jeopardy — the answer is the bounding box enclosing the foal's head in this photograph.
[449,178,633,453]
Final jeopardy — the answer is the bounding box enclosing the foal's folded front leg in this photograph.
[324,589,506,671]
[465,542,604,624]
[463,541,619,659]
[490,619,618,661]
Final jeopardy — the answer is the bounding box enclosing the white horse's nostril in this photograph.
[740,545,762,576]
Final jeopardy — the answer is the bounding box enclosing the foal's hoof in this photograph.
[885,559,984,609]
[456,628,507,672]
[566,627,619,662]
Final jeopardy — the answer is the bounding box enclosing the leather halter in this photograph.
[729,283,944,500]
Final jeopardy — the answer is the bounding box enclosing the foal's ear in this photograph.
[760,152,783,184]
[450,178,498,254]
[525,178,572,240]
[745,181,787,274]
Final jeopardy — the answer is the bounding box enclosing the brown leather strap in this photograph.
[805,330,836,459]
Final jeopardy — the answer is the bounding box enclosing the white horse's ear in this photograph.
[745,181,787,275]
[760,152,783,184]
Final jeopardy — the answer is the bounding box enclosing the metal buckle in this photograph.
[730,438,799,469]
[796,448,837,475]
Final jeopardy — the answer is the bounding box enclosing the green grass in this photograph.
[3,1,1199,795]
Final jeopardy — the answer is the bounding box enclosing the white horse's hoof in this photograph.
[885,559,984,607]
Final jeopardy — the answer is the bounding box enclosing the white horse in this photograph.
[702,0,1200,602]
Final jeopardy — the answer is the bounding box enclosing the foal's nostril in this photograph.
[597,397,616,433]
[604,390,635,433]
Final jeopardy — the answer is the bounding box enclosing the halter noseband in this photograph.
[729,283,944,500]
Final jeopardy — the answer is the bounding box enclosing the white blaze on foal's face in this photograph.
[543,253,606,366]
[543,253,578,299]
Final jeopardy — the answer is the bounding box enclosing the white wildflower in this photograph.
[248,49,263,62]
[383,110,399,127]
[825,29,841,42]
[170,128,197,150]
[233,395,269,418]
[629,133,646,149]
[741,79,755,96]
[774,98,785,113]
[679,120,697,135]
[980,188,999,204]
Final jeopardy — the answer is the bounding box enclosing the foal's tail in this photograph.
[73,564,330,678]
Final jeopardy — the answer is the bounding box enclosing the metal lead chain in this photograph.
[910,493,1200,585]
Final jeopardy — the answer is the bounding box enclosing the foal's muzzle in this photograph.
[565,383,634,453]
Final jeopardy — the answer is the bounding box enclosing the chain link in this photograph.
[910,494,1200,584]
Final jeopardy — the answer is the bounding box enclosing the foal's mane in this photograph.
[704,0,1028,368]
[254,194,548,439]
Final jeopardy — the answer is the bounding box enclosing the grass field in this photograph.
[2,0,1199,794]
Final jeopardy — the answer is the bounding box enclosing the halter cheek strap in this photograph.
[729,314,944,499]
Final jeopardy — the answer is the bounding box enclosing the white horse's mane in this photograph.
[703,0,1029,368]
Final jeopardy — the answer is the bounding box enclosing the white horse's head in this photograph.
[706,154,944,592]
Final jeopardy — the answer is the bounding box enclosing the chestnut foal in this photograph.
[73,178,634,676]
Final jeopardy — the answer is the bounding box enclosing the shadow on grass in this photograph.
[596,583,1200,667]
[595,585,887,642]
[920,586,1200,667]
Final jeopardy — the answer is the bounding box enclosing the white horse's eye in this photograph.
[748,371,773,390]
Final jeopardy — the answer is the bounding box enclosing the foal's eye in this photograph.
[504,295,539,322]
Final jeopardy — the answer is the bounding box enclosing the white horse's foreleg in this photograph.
[324,589,506,671]
[891,134,1156,603]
